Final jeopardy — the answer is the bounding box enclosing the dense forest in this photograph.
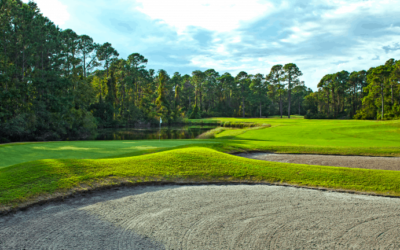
[1,0,399,142]
[306,59,400,120]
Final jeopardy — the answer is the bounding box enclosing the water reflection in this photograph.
[95,126,215,140]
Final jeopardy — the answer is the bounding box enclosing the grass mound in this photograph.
[197,127,227,139]
[2,147,400,211]
[0,140,204,169]
[197,123,271,139]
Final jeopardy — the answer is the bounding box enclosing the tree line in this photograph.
[0,0,314,142]
[305,59,400,120]
[1,1,399,143]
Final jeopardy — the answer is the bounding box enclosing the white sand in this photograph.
[237,152,400,170]
[2,185,400,249]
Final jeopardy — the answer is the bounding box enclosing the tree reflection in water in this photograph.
[95,126,216,140]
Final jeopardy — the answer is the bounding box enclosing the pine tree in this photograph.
[156,70,170,122]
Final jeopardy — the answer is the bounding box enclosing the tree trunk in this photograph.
[72,50,76,76]
[326,90,330,115]
[22,48,25,80]
[200,83,202,111]
[331,87,336,117]
[136,79,139,106]
[299,101,301,115]
[229,90,232,108]
[288,76,291,119]
[83,51,86,77]
[342,93,345,113]
[194,87,197,107]
[41,50,44,80]
[288,89,291,118]
[121,83,125,117]
[391,85,394,105]
[279,91,282,118]
[242,89,245,118]
[3,32,7,90]
[260,102,262,118]
[381,82,384,120]
[4,45,7,91]
[352,84,356,117]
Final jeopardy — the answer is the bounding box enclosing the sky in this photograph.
[24,0,400,90]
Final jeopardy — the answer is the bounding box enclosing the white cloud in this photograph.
[23,0,70,27]
[323,0,400,19]
[281,22,319,44]
[22,0,400,91]
[135,0,276,33]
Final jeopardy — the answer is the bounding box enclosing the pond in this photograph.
[94,125,216,140]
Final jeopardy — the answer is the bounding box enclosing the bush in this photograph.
[304,111,335,119]
[0,137,10,143]
[189,105,201,119]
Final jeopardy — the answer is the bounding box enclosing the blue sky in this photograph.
[24,0,400,89]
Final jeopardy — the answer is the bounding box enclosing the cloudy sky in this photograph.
[24,0,400,89]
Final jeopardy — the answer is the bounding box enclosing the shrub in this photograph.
[305,111,336,119]
[189,105,201,119]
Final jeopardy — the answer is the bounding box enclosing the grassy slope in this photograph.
[2,147,400,208]
[0,140,206,168]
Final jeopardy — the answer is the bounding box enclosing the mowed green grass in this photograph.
[1,118,400,209]
[2,147,400,208]
[196,118,400,156]
[0,140,206,169]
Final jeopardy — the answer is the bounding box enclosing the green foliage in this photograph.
[156,70,171,122]
[189,105,201,119]
[310,59,400,120]
[304,111,335,119]
[0,0,98,141]
[1,0,399,144]
[97,42,119,76]
[283,63,303,118]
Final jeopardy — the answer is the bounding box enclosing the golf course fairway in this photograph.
[1,118,400,211]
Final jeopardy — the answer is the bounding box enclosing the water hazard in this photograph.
[95,126,216,140]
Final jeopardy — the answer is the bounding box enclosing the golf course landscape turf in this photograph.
[0,140,207,169]
[1,118,400,211]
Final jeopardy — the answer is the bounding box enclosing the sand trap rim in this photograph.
[3,178,400,217]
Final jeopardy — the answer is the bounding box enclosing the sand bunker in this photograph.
[2,185,400,249]
[237,153,400,171]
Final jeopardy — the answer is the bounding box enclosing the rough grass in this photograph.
[2,147,400,211]
[197,123,271,139]
[197,127,227,139]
